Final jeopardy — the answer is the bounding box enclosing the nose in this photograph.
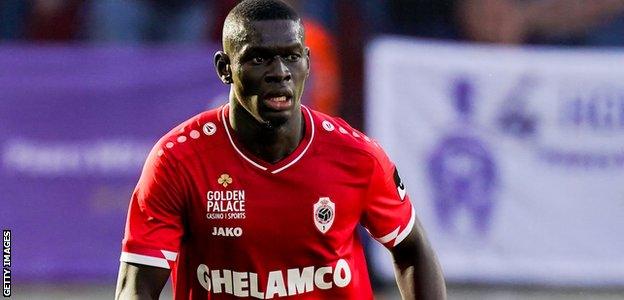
[265,56,291,83]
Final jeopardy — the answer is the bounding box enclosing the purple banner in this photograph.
[0,44,227,282]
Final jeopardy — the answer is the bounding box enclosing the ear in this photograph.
[304,47,311,78]
[214,51,232,84]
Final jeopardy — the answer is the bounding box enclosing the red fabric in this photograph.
[121,105,413,299]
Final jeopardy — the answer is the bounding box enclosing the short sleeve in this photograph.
[361,149,415,248]
[120,145,186,269]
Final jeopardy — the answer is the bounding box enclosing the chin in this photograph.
[257,104,298,129]
[263,114,289,129]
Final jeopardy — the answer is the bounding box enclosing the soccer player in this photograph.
[115,0,446,299]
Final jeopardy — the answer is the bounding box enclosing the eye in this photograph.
[286,54,301,62]
[251,56,264,64]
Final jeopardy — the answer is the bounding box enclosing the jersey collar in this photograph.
[220,104,315,174]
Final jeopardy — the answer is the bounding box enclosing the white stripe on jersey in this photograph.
[120,252,170,269]
[376,227,400,244]
[221,105,268,171]
[221,104,315,174]
[271,106,315,174]
[393,208,416,247]
[374,208,416,247]
[161,250,178,261]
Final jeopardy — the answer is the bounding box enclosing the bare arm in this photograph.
[115,262,171,300]
[390,217,446,300]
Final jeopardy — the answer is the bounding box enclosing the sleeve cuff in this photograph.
[375,208,416,247]
[120,248,178,269]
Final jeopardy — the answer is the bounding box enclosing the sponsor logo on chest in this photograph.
[212,227,243,237]
[196,259,352,298]
[206,173,246,221]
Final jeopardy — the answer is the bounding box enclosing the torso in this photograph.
[163,105,380,299]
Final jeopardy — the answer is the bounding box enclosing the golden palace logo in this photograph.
[218,174,233,188]
[206,175,246,220]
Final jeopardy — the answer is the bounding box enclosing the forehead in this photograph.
[239,20,304,50]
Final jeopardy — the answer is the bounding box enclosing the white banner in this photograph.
[365,37,624,286]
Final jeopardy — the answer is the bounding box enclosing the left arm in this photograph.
[390,216,446,300]
[357,142,446,299]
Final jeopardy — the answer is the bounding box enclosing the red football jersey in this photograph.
[120,105,414,299]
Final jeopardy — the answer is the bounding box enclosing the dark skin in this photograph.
[115,18,446,300]
[392,218,447,299]
[217,19,310,163]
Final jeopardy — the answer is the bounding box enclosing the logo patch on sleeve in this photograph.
[393,168,407,201]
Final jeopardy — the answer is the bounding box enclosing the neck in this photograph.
[228,98,305,164]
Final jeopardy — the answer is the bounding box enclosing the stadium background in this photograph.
[2,0,624,299]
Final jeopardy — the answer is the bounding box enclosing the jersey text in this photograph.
[196,259,352,298]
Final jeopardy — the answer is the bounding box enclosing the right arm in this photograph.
[115,262,170,300]
[117,141,185,299]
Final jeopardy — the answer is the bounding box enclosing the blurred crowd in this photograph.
[3,0,624,45]
[2,0,624,125]
[379,0,624,46]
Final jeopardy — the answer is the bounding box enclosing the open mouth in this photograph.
[263,93,293,111]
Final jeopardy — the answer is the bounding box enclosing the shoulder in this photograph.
[307,107,392,171]
[149,106,226,163]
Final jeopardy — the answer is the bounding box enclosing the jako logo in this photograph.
[212,227,242,237]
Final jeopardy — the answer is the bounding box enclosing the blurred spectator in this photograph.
[457,0,624,46]
[381,0,459,39]
[1,0,83,41]
[85,0,213,43]
[299,0,336,32]
[284,0,341,115]
[377,0,624,47]
[334,1,366,128]
[0,0,29,39]
[28,0,83,41]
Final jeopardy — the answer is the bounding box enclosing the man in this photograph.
[115,0,446,299]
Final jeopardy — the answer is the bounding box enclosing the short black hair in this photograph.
[222,0,303,51]
[229,0,299,22]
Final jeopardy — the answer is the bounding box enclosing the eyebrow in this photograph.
[240,43,304,56]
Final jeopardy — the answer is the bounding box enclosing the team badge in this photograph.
[313,197,335,234]
[218,173,233,187]
[203,122,217,136]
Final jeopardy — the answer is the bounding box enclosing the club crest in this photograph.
[313,197,335,234]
